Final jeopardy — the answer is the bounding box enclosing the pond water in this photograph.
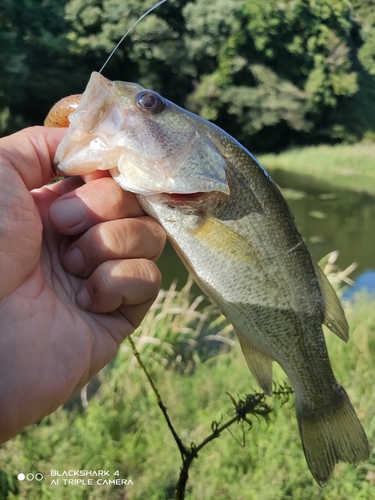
[156,168,375,297]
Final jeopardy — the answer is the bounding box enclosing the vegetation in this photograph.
[0,1,374,496]
[0,276,374,499]
[1,0,375,152]
[259,141,375,195]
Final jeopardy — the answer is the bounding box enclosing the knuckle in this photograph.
[98,222,124,255]
[139,259,162,295]
[136,217,166,259]
[92,261,113,295]
[101,217,165,260]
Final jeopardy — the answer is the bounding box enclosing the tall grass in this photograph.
[258,142,375,196]
[0,275,374,499]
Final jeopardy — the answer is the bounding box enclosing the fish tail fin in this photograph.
[297,383,369,487]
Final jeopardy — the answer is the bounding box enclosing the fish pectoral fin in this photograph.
[190,216,259,263]
[236,333,273,396]
[314,261,349,342]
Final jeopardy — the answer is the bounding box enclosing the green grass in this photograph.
[1,283,375,499]
[258,142,375,196]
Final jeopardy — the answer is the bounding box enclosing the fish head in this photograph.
[55,71,229,198]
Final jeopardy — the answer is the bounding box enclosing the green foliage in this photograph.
[185,0,375,149]
[0,280,374,499]
[0,0,90,135]
[1,0,375,150]
[354,0,375,77]
[63,0,192,103]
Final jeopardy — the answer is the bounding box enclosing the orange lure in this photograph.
[44,94,82,128]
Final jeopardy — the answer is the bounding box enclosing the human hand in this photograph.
[0,126,165,443]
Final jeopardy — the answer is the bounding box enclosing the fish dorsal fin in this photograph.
[190,216,259,263]
[314,262,349,342]
[237,333,273,396]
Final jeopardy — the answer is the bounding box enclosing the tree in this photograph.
[1,0,375,150]
[184,0,375,150]
[0,0,91,135]
[63,0,192,104]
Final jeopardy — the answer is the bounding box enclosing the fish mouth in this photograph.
[164,192,208,204]
[160,191,225,209]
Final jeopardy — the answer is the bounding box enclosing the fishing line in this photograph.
[99,0,168,74]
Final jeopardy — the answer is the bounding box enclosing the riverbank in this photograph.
[1,281,374,499]
[258,142,375,196]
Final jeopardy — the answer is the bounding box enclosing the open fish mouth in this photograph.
[54,72,231,196]
[162,192,208,204]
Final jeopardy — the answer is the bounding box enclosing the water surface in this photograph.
[156,169,375,295]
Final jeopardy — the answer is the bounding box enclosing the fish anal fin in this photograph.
[237,333,273,396]
[314,261,349,342]
[297,383,369,487]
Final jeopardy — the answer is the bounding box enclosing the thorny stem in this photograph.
[174,414,241,500]
[128,336,293,500]
[127,336,187,458]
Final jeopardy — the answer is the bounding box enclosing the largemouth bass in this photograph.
[52,71,369,486]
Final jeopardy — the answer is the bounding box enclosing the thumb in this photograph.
[0,126,66,190]
[0,126,66,300]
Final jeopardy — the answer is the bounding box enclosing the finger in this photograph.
[62,217,166,276]
[49,177,144,234]
[0,126,66,190]
[76,259,162,327]
[81,170,112,182]
[39,176,84,197]
[118,299,158,333]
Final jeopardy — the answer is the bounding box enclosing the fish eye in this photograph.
[135,91,165,114]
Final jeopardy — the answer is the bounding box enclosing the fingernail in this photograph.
[63,247,85,275]
[77,286,92,310]
[50,197,87,229]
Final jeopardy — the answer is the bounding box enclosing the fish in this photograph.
[50,71,369,486]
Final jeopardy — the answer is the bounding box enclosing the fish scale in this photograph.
[50,71,369,487]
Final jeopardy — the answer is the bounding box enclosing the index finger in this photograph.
[49,176,145,234]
